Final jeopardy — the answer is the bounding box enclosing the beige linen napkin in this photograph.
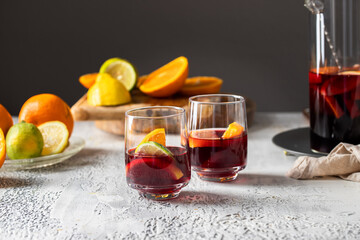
[287,143,360,182]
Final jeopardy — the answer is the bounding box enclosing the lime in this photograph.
[87,73,131,106]
[135,141,173,158]
[38,121,69,156]
[99,58,138,91]
[6,122,44,159]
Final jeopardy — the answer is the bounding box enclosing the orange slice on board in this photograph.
[221,122,244,139]
[180,76,223,96]
[136,75,148,88]
[0,129,5,168]
[79,73,98,89]
[139,56,188,97]
[139,128,166,146]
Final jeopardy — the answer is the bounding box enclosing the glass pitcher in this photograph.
[305,0,360,153]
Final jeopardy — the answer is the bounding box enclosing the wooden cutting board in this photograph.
[71,89,256,135]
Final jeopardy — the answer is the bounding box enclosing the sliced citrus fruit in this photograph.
[99,58,138,91]
[339,71,360,75]
[139,56,188,97]
[188,129,221,148]
[136,75,148,88]
[135,141,173,157]
[38,121,69,156]
[180,76,223,96]
[222,122,244,139]
[79,73,98,89]
[6,122,44,159]
[131,141,183,180]
[87,73,131,106]
[0,129,6,167]
[139,128,165,146]
[126,158,183,182]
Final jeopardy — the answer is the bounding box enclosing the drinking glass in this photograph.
[188,94,247,182]
[125,106,191,200]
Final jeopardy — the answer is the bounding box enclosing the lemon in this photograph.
[99,58,138,91]
[6,122,44,159]
[38,121,69,156]
[87,73,131,106]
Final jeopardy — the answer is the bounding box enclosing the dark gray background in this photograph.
[0,0,309,115]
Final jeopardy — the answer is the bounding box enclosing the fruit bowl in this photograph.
[1,136,85,171]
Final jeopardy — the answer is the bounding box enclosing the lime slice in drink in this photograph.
[135,141,174,158]
[99,58,138,91]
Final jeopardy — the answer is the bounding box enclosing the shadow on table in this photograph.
[0,177,33,188]
[223,173,297,186]
[28,148,106,172]
[171,191,248,205]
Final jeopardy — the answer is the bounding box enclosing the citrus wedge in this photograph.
[87,73,131,106]
[135,141,172,156]
[139,128,166,146]
[180,76,223,96]
[339,71,360,75]
[139,56,188,97]
[99,58,138,91]
[136,75,148,88]
[38,121,69,156]
[222,122,244,139]
[0,129,6,167]
[79,73,98,89]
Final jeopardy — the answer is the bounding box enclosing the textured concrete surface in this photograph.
[0,113,359,239]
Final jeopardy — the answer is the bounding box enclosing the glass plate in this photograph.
[1,136,85,171]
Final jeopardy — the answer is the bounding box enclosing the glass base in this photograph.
[128,182,188,201]
[139,191,180,200]
[192,166,246,182]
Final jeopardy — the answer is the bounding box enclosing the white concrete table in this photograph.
[0,113,359,239]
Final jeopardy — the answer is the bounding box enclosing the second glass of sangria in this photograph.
[188,94,248,182]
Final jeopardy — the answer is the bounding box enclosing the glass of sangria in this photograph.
[188,94,247,182]
[125,106,191,200]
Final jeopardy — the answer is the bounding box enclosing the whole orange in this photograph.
[19,94,74,137]
[0,104,14,136]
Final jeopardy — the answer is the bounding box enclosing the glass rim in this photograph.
[125,106,185,119]
[189,94,245,105]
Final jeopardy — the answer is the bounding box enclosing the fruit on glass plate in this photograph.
[6,122,44,160]
[138,128,166,146]
[99,58,138,91]
[139,56,188,97]
[0,104,13,136]
[179,76,223,96]
[19,94,74,138]
[87,73,131,106]
[0,129,6,167]
[79,73,98,89]
[38,121,69,156]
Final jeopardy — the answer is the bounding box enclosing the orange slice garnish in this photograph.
[0,129,6,168]
[139,128,166,146]
[221,122,244,139]
[79,73,98,89]
[139,56,188,97]
[180,76,223,96]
